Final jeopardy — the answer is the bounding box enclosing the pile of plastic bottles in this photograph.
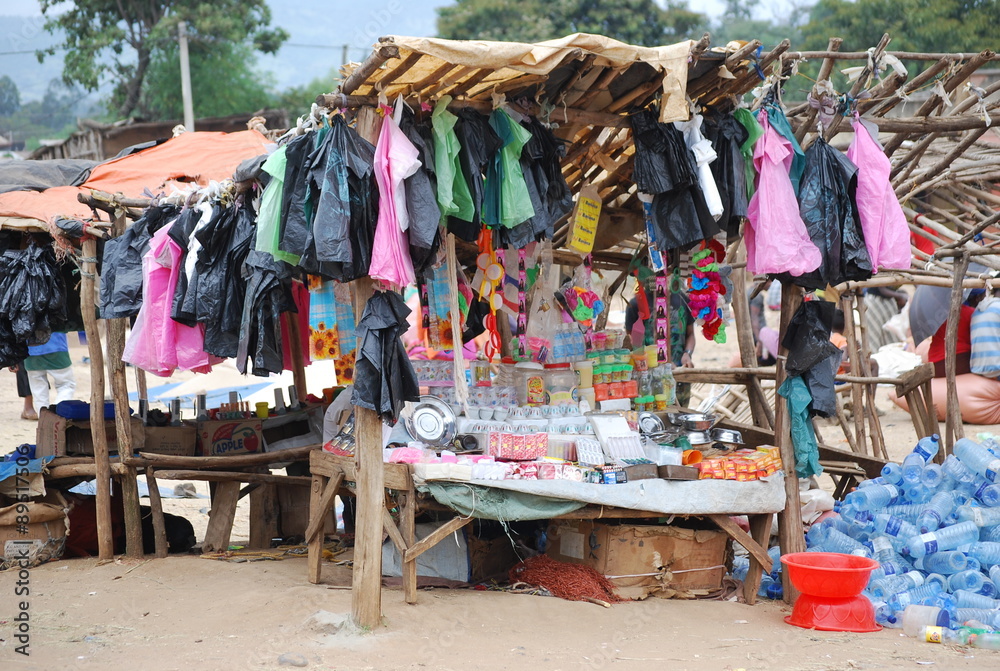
[804,433,1000,630]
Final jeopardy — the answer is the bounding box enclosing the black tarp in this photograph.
[0,159,96,194]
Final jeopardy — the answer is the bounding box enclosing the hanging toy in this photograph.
[557,255,604,328]
[687,239,728,343]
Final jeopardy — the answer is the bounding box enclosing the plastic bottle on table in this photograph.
[902,605,952,637]
[969,541,1000,566]
[957,505,1000,528]
[955,438,1000,483]
[914,434,942,462]
[903,453,928,484]
[949,571,988,594]
[889,583,944,613]
[918,491,960,533]
[918,550,968,575]
[905,522,981,558]
[922,463,945,490]
[954,590,1000,609]
[882,462,904,485]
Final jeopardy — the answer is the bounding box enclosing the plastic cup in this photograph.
[645,345,658,369]
[255,402,270,419]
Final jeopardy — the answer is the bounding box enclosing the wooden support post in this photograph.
[308,473,330,584]
[774,281,804,604]
[840,293,869,457]
[399,492,417,604]
[944,253,970,455]
[249,483,280,550]
[202,481,241,553]
[135,368,147,402]
[731,255,774,429]
[81,236,114,560]
[106,211,143,558]
[285,310,309,405]
[146,467,168,558]
[740,513,775,605]
[854,294,888,461]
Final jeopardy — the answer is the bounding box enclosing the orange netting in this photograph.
[509,554,626,603]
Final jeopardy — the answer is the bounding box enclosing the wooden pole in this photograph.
[854,293,888,460]
[81,236,114,560]
[730,256,774,429]
[105,212,143,558]
[841,293,869,457]
[350,105,385,630]
[944,253,970,454]
[774,281,805,603]
[285,308,309,403]
[794,38,843,145]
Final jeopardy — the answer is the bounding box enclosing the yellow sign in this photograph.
[567,185,602,254]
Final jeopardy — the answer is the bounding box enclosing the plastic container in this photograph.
[905,521,980,558]
[872,514,918,542]
[921,463,945,489]
[870,571,925,599]
[956,505,1000,528]
[954,589,1000,609]
[914,434,941,462]
[919,550,968,575]
[949,571,987,593]
[924,573,950,591]
[514,362,546,406]
[820,529,870,556]
[572,360,593,388]
[846,484,900,511]
[887,583,943,613]
[969,541,1000,566]
[918,492,959,533]
[781,552,881,632]
[544,363,577,406]
[902,453,927,483]
[882,462,903,485]
[902,605,952,637]
[918,626,972,646]
[955,438,1000,483]
[943,454,978,485]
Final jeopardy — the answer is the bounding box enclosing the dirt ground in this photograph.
[3,328,1000,670]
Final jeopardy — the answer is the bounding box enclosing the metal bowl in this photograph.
[401,396,457,446]
[638,412,667,434]
[686,430,713,445]
[711,428,744,446]
[669,412,718,432]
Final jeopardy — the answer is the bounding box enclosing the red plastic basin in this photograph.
[780,552,879,598]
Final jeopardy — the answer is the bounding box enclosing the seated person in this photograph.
[927,290,982,378]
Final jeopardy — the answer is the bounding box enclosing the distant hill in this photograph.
[0,15,71,102]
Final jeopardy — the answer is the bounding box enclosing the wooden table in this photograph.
[307,450,777,605]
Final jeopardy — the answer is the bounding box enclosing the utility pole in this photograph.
[341,44,349,68]
[178,21,195,131]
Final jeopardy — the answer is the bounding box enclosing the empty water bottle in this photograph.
[873,513,919,541]
[957,505,1000,527]
[882,462,904,485]
[969,541,1000,566]
[955,438,1000,483]
[991,565,1000,590]
[983,525,1000,543]
[949,571,987,593]
[919,550,968,575]
[858,476,890,488]
[901,604,951,637]
[921,463,945,490]
[914,434,942,462]
[943,454,978,485]
[904,482,933,504]
[967,480,1000,507]
[888,583,943,613]
[954,589,1000,609]
[822,528,871,556]
[885,504,925,523]
[918,492,959,533]
[977,580,997,598]
[903,453,927,484]
[965,556,982,572]
[871,571,926,599]
[768,546,782,577]
[956,608,1000,628]
[906,522,981,558]
[873,600,899,628]
[732,555,750,582]
[924,573,950,591]
[846,484,901,511]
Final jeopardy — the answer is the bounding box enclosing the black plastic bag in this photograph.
[278,133,314,259]
[786,138,872,290]
[703,114,750,238]
[0,241,68,366]
[448,108,502,242]
[352,290,420,424]
[207,202,256,358]
[803,348,841,418]
[235,250,294,376]
[781,300,841,378]
[399,110,442,273]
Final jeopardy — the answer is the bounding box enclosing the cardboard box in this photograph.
[198,419,264,457]
[657,464,699,480]
[0,493,68,570]
[262,405,325,453]
[623,463,658,481]
[35,408,146,457]
[142,424,198,457]
[547,520,729,598]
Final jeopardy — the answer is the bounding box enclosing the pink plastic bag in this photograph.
[369,114,420,288]
[847,116,911,271]
[746,110,822,276]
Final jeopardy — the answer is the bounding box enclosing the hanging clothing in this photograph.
[847,116,912,272]
[398,105,442,274]
[432,96,475,224]
[777,376,824,479]
[673,113,724,221]
[236,249,295,376]
[369,114,420,288]
[786,137,871,290]
[733,108,764,200]
[745,110,822,277]
[100,204,177,320]
[629,109,719,252]
[352,290,420,424]
[703,113,750,237]
[172,202,216,326]
[123,224,216,376]
[485,108,535,230]
[448,108,503,242]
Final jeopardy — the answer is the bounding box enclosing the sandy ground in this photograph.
[3,323,1000,670]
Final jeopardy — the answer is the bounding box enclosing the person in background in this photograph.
[864,286,908,352]
[24,331,76,409]
[970,286,1000,378]
[10,364,37,420]
[927,290,982,378]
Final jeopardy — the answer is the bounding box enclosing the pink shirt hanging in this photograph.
[369,114,420,288]
[847,116,911,271]
[746,110,822,277]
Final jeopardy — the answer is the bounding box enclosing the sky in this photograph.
[1,0,742,104]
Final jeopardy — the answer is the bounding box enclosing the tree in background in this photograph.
[713,0,809,50]
[437,0,708,47]
[800,0,998,53]
[37,0,288,120]
[0,77,20,117]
